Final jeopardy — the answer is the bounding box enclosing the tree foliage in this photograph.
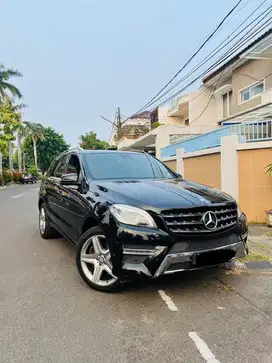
[23,121,45,168]
[0,64,23,103]
[79,131,109,150]
[23,126,69,172]
[0,99,21,155]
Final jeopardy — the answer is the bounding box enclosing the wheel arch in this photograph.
[82,216,99,235]
[38,197,45,210]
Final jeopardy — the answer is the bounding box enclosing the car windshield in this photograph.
[83,152,177,180]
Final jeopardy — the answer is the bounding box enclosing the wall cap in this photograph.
[161,156,177,162]
[183,147,221,159]
[237,140,272,151]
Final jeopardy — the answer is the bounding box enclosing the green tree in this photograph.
[0,99,21,170]
[0,64,23,103]
[79,131,109,150]
[23,126,69,172]
[23,122,45,168]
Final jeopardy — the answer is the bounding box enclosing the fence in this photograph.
[164,135,272,223]
[161,120,272,158]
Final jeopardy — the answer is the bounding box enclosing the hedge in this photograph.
[0,171,23,185]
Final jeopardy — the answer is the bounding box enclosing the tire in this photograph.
[76,226,121,292]
[39,204,57,239]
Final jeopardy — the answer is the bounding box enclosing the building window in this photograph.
[222,90,232,118]
[240,81,264,103]
[185,119,189,125]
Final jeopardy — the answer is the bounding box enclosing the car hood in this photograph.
[90,178,235,212]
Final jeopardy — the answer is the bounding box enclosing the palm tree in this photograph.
[0,64,23,103]
[17,123,27,172]
[14,104,28,173]
[24,122,45,169]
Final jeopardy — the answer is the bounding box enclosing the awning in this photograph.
[219,102,272,124]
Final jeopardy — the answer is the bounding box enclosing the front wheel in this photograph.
[76,226,121,292]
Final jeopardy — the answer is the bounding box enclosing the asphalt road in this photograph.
[0,183,272,363]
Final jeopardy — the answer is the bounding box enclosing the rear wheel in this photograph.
[76,226,121,292]
[39,204,57,239]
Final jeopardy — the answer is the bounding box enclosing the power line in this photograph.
[149,15,272,111]
[133,0,244,114]
[144,3,271,111]
[143,1,270,111]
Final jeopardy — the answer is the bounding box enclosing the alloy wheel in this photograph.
[80,235,117,287]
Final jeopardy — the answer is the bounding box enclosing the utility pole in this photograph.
[101,107,125,140]
[116,107,122,139]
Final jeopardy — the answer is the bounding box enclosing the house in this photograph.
[109,111,151,150]
[161,28,272,159]
[203,28,272,126]
[159,29,272,223]
[112,28,272,158]
[115,105,217,158]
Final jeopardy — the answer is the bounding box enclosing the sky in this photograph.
[0,0,262,147]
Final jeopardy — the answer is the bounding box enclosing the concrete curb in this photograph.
[230,260,272,270]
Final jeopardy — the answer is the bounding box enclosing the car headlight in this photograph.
[237,204,243,218]
[109,204,157,228]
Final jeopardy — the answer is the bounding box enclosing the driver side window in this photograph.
[67,154,81,181]
[52,155,68,178]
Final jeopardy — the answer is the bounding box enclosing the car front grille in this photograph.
[161,204,238,234]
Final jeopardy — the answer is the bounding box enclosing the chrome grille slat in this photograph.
[161,204,238,234]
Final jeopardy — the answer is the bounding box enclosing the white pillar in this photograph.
[221,135,239,200]
[155,126,170,159]
[176,148,185,176]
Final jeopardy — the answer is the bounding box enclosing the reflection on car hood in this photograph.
[90,178,235,212]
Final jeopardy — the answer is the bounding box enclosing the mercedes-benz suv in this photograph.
[38,149,248,292]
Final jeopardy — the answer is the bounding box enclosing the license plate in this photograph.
[196,249,235,267]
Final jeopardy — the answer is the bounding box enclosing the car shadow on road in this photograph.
[122,267,233,295]
[47,236,242,296]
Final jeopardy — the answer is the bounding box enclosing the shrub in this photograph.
[152,122,161,129]
[13,171,22,183]
[266,164,272,175]
[2,170,13,184]
[28,166,38,177]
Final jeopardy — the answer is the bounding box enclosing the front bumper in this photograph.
[106,216,248,279]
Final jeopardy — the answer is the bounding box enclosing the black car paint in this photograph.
[39,150,248,280]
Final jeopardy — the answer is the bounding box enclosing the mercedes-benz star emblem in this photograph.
[202,211,218,230]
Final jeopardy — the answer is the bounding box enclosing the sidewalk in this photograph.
[248,224,272,260]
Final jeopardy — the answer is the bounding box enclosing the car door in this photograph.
[45,154,69,230]
[56,153,90,242]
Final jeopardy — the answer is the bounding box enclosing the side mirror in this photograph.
[60,173,80,186]
[176,173,182,178]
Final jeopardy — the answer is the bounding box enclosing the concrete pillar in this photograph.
[155,126,170,159]
[176,148,185,176]
[221,135,239,200]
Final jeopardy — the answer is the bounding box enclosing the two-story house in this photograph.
[109,111,151,149]
[112,28,272,158]
[203,28,272,127]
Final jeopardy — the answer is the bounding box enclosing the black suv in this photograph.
[38,149,248,292]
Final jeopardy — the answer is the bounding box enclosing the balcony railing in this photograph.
[161,120,272,158]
